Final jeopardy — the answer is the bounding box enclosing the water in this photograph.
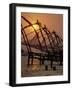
[21,56,63,77]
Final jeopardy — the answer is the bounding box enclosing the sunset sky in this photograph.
[21,13,63,77]
[21,12,63,38]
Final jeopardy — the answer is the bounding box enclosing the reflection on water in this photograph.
[21,56,63,77]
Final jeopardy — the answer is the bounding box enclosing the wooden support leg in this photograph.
[31,55,33,65]
[40,55,41,65]
[45,66,48,71]
[42,60,44,64]
[28,55,30,66]
[51,61,53,68]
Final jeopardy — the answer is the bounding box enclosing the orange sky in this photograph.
[21,12,63,37]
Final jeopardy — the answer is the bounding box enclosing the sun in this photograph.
[33,25,39,30]
[29,25,39,32]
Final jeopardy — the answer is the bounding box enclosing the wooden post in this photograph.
[44,60,48,71]
[40,54,41,65]
[45,66,48,70]
[51,60,53,68]
[28,54,30,66]
[31,53,33,65]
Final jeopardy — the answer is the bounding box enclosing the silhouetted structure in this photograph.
[21,16,63,69]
